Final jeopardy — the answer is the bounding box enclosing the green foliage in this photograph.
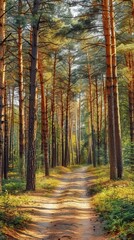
[0,232,6,240]
[87,166,134,239]
[0,192,31,238]
[2,178,25,194]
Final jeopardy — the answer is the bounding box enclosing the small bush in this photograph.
[87,166,134,239]
[2,179,25,194]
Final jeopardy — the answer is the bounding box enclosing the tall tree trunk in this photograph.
[18,0,25,177]
[0,0,6,191]
[38,52,49,176]
[103,77,108,164]
[51,52,57,168]
[102,0,117,179]
[87,56,96,166]
[65,52,71,167]
[26,0,40,191]
[110,0,123,178]
[9,87,14,168]
[61,91,65,166]
[4,78,8,179]
[78,93,81,164]
[95,78,100,165]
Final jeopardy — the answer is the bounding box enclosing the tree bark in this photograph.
[110,0,123,178]
[4,78,8,179]
[65,52,71,167]
[18,0,25,177]
[26,0,40,191]
[95,78,100,165]
[102,0,117,179]
[38,51,49,176]
[51,52,57,168]
[0,0,6,191]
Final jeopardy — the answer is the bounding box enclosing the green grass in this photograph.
[87,166,134,240]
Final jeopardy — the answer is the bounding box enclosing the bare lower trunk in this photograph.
[110,0,123,178]
[51,52,57,168]
[0,0,6,190]
[18,0,25,177]
[4,78,8,179]
[38,52,49,176]
[26,0,40,191]
[102,0,117,179]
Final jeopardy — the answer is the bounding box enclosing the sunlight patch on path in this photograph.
[17,167,108,240]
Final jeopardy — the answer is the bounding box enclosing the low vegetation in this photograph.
[87,166,134,240]
[0,166,70,239]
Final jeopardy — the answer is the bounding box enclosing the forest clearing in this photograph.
[0,0,134,239]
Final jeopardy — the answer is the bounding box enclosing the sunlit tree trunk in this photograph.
[65,52,71,167]
[38,52,49,176]
[78,93,81,164]
[87,58,96,165]
[18,0,25,177]
[9,87,14,168]
[51,52,57,168]
[102,0,117,179]
[4,78,8,179]
[60,91,65,166]
[95,78,100,165]
[26,0,40,191]
[110,0,123,178]
[103,77,108,164]
[0,0,6,190]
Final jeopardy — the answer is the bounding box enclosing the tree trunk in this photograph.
[110,0,123,178]
[4,78,8,179]
[26,0,40,191]
[18,0,25,177]
[78,93,81,164]
[38,52,49,176]
[102,0,117,179]
[87,56,96,166]
[95,78,100,165]
[65,52,71,167]
[61,91,65,166]
[51,52,57,168]
[0,0,6,191]
[103,77,108,164]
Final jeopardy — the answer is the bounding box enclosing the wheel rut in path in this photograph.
[14,167,108,240]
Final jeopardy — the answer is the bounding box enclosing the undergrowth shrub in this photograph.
[87,166,134,240]
[2,179,25,194]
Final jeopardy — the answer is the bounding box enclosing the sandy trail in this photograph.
[13,167,108,240]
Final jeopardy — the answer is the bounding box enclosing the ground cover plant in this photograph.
[0,166,71,239]
[87,166,134,240]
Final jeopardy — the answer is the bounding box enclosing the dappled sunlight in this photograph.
[17,167,108,240]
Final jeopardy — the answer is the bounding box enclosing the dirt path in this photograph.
[11,167,108,240]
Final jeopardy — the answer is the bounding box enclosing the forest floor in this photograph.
[6,167,109,240]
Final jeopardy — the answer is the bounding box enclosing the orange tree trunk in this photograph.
[4,78,8,179]
[60,91,65,166]
[95,78,100,165]
[38,52,49,176]
[87,56,96,166]
[110,0,123,178]
[65,52,71,167]
[51,52,57,168]
[0,0,6,190]
[18,0,25,177]
[102,0,117,179]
